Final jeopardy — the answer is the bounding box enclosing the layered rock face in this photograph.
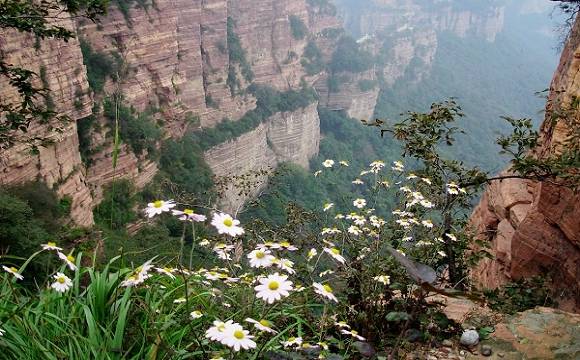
[315,69,380,120]
[0,16,94,226]
[205,103,320,212]
[333,0,504,88]
[470,18,580,311]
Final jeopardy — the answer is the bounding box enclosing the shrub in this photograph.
[103,97,162,157]
[94,179,138,230]
[80,39,119,93]
[330,36,373,73]
[301,41,326,75]
[289,15,308,40]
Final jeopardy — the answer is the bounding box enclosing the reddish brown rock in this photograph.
[470,18,580,312]
[0,15,95,226]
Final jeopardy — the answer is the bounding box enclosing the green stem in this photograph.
[189,222,196,269]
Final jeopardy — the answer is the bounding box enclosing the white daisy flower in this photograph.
[319,269,335,277]
[399,186,412,193]
[323,203,334,212]
[314,170,322,177]
[438,250,447,257]
[156,267,176,279]
[416,240,433,247]
[339,160,349,167]
[380,181,390,188]
[335,213,345,219]
[373,275,391,285]
[120,275,140,287]
[220,323,256,351]
[206,320,233,342]
[173,297,186,304]
[321,227,342,235]
[446,233,458,242]
[145,200,176,218]
[41,242,62,251]
[245,318,277,334]
[352,178,364,185]
[247,249,275,268]
[279,241,298,251]
[369,160,385,172]
[313,282,338,302]
[341,329,365,340]
[360,170,370,176]
[2,266,23,280]
[0,328,4,336]
[211,212,244,237]
[447,187,459,195]
[435,237,445,243]
[282,337,303,348]
[353,216,366,226]
[50,272,72,292]
[421,177,432,185]
[421,220,434,228]
[57,252,77,271]
[254,273,293,304]
[353,198,367,209]
[190,310,203,319]
[348,225,362,236]
[392,161,405,171]
[172,209,207,222]
[275,258,296,274]
[199,239,211,247]
[335,321,350,329]
[307,248,318,261]
[420,199,434,208]
[324,247,346,264]
[407,173,418,180]
[322,159,335,168]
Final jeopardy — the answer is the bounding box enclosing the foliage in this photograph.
[191,85,318,150]
[227,16,253,95]
[484,277,556,315]
[289,15,308,40]
[102,96,162,157]
[0,0,109,148]
[80,39,120,93]
[301,41,325,76]
[358,79,378,92]
[157,137,215,199]
[329,36,373,73]
[94,179,138,230]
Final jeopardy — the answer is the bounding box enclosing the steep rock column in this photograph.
[0,16,95,226]
[470,17,580,312]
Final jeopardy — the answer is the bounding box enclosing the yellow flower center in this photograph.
[280,241,290,247]
[153,200,164,208]
[58,277,66,284]
[268,281,280,290]
[9,267,17,273]
[47,242,56,247]
[67,255,75,262]
[163,267,173,273]
[323,284,333,293]
[184,209,193,215]
[331,248,340,255]
[233,330,245,339]
[255,251,265,259]
[223,218,233,227]
[351,330,358,335]
[259,319,271,327]
[217,324,226,332]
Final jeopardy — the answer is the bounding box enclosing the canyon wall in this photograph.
[0,15,95,226]
[470,17,580,311]
[205,103,320,213]
[0,0,344,224]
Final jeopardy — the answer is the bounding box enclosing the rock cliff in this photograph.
[0,16,95,226]
[205,103,320,212]
[470,17,580,312]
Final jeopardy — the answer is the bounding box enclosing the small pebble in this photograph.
[498,352,505,358]
[481,344,492,357]
[460,329,480,346]
[442,339,453,347]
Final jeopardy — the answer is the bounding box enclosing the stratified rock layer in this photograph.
[205,103,320,212]
[470,17,580,312]
[0,16,94,226]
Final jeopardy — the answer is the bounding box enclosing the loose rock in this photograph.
[460,329,479,347]
[481,345,492,357]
